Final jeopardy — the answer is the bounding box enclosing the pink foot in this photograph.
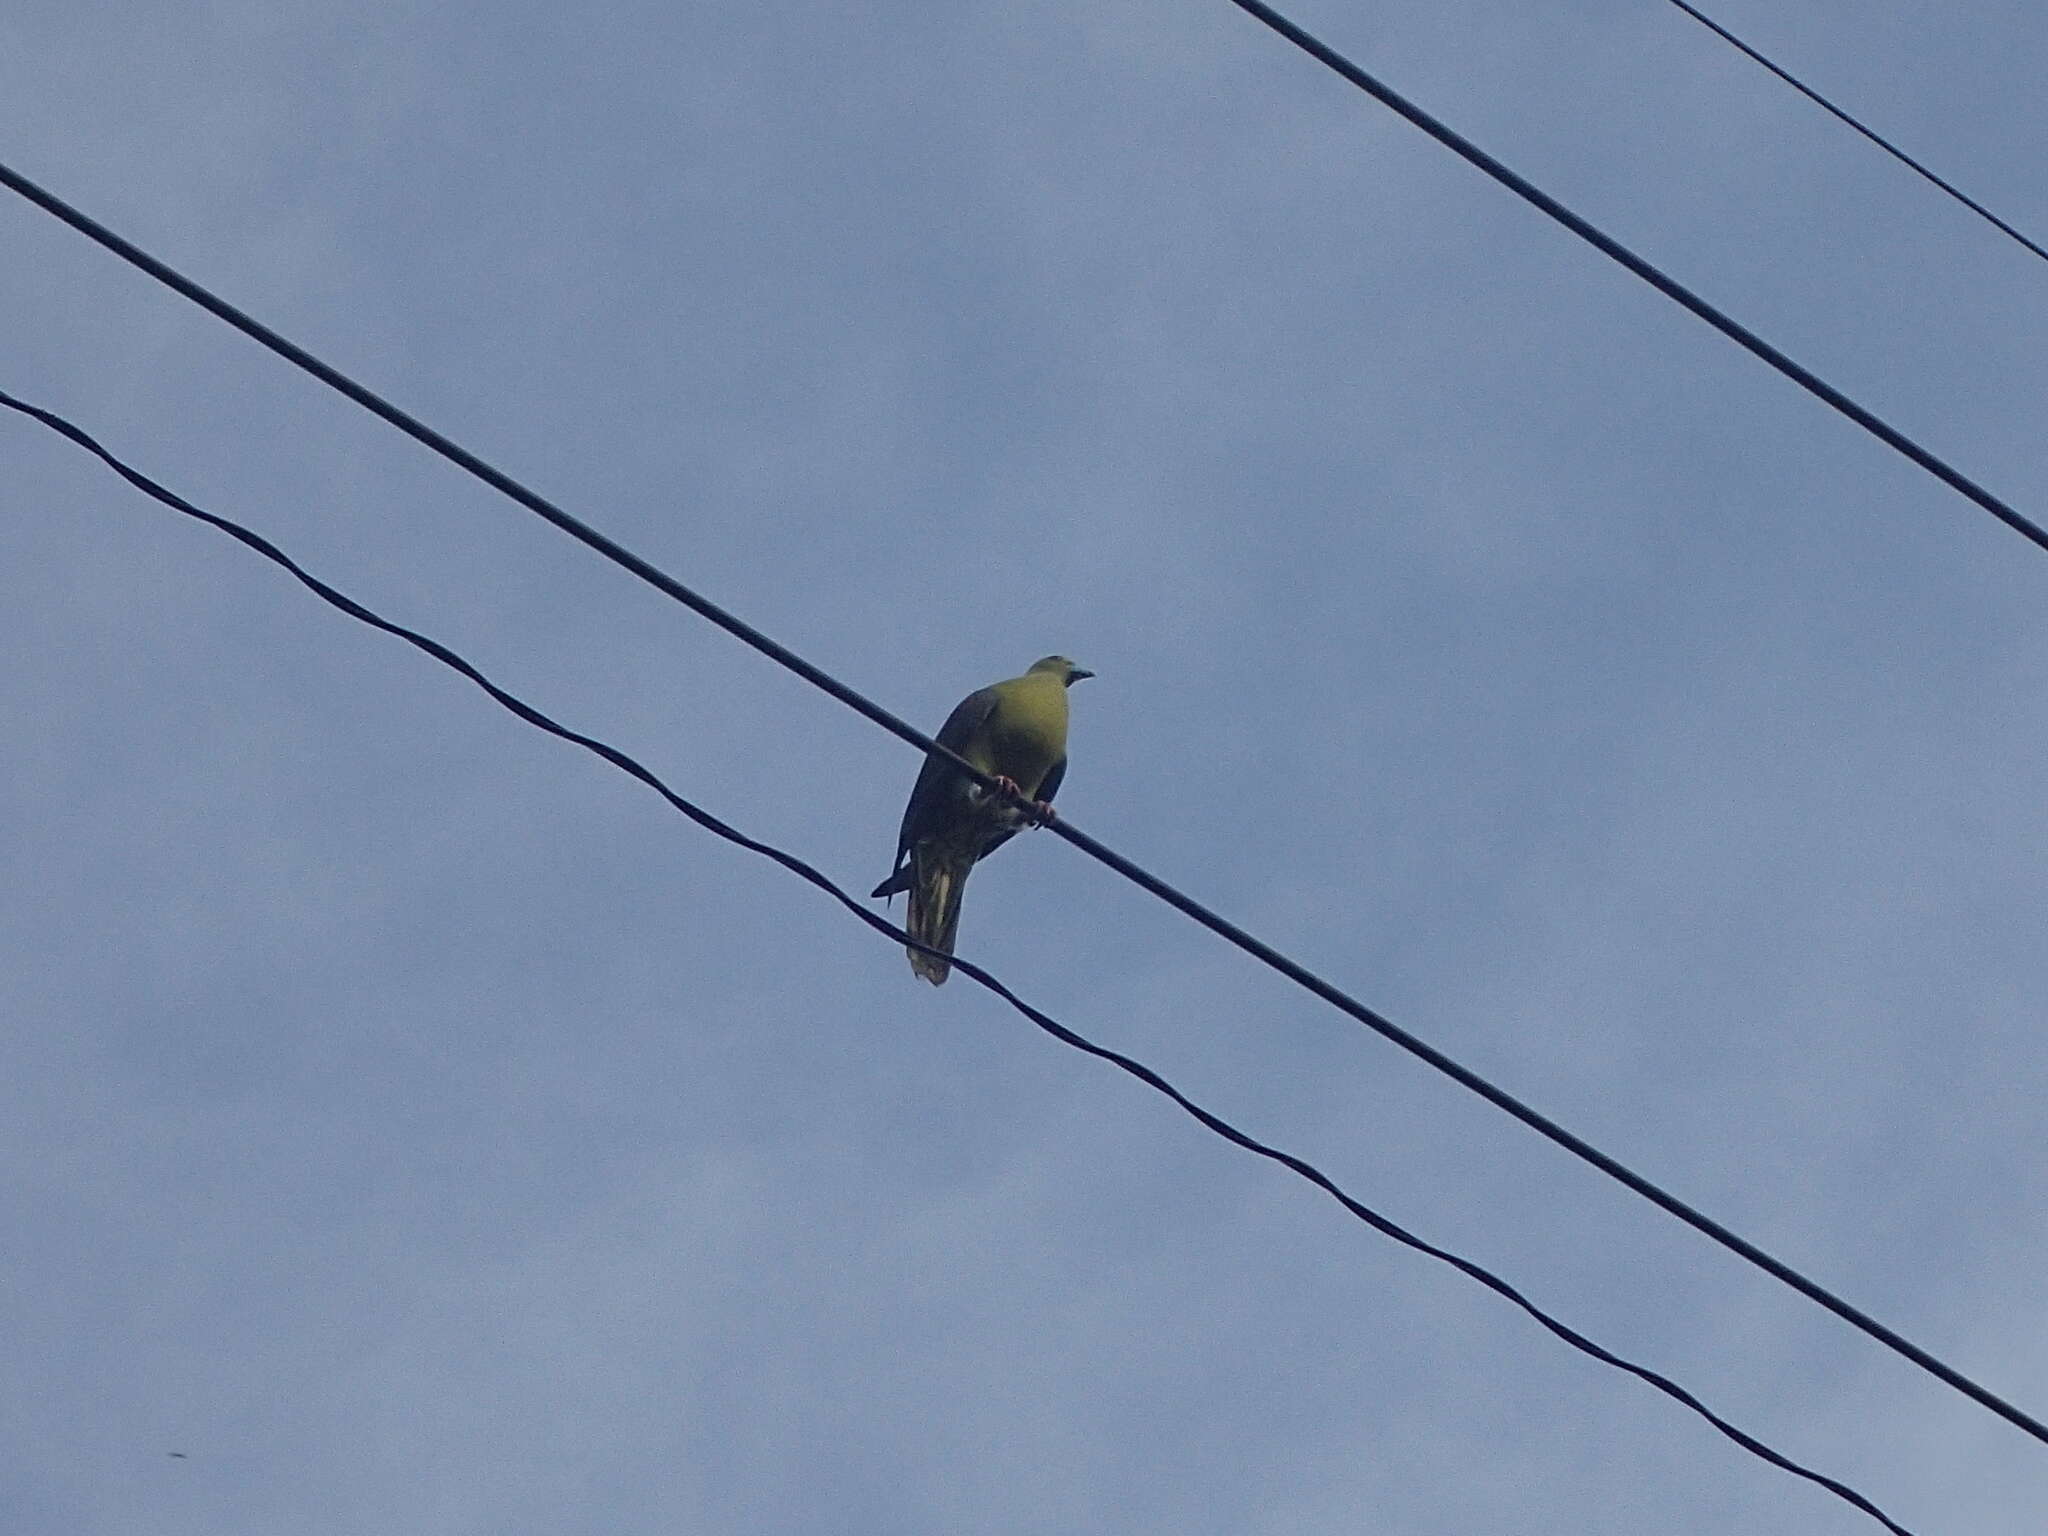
[985,776,1054,825]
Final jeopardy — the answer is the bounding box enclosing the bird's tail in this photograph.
[906,847,973,985]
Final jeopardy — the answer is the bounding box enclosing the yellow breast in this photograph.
[982,674,1069,797]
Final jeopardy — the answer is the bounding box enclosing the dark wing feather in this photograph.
[872,686,1002,896]
[1034,753,1067,807]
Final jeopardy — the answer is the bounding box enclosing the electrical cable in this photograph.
[0,155,2038,1446]
[1217,1,2048,556]
[1,385,1918,1535]
[1660,0,2048,266]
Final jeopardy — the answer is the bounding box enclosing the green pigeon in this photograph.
[872,655,1093,983]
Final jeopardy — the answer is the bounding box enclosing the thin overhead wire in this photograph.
[1217,0,2048,557]
[1,386,1918,1536]
[0,155,2039,1447]
[1660,0,2048,266]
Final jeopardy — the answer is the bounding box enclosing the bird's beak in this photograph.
[1069,668,1095,683]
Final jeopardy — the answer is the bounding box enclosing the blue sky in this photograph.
[5,2,2047,1531]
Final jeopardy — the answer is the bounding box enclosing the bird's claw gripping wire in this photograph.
[985,774,1057,826]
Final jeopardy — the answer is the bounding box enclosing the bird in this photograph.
[872,655,1093,984]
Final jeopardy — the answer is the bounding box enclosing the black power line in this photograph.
[0,155,2038,1447]
[1218,0,2048,557]
[0,386,1918,1536]
[1661,0,2048,266]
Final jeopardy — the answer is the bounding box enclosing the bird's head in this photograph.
[1028,655,1095,687]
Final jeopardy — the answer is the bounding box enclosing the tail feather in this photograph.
[906,848,972,985]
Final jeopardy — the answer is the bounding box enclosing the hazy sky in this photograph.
[6,3,2048,1532]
